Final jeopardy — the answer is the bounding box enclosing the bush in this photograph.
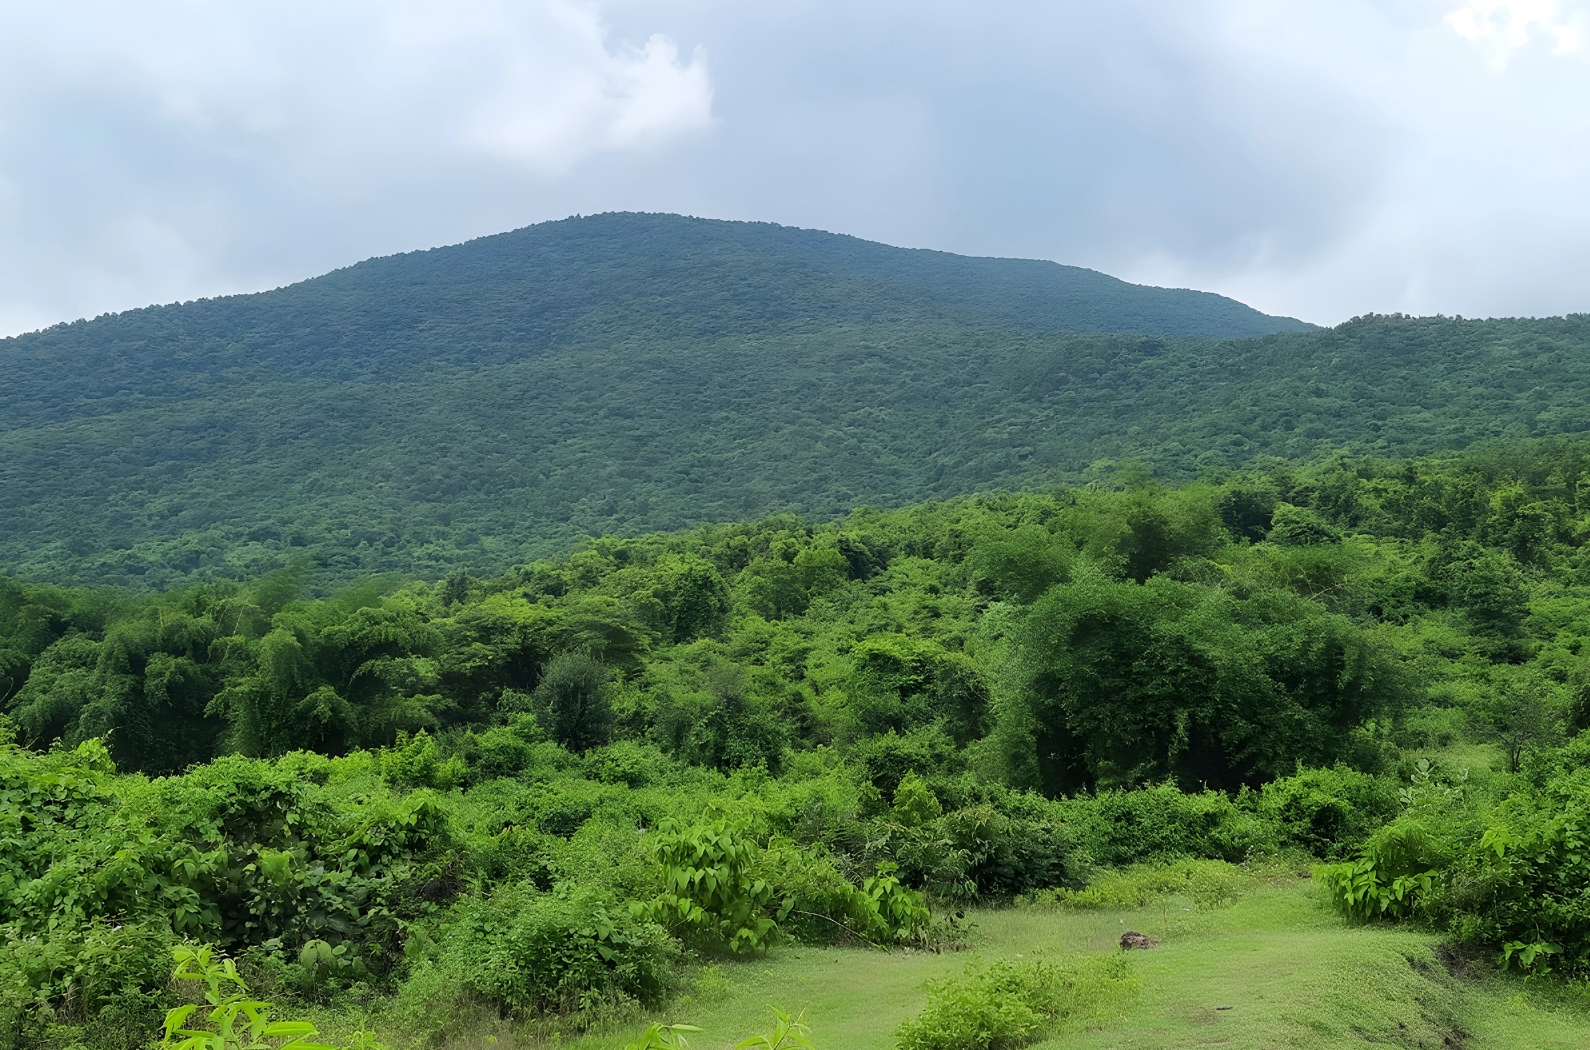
[381,729,464,789]
[0,919,175,1050]
[1394,706,1469,750]
[1318,819,1447,921]
[757,843,867,945]
[1256,765,1399,860]
[915,805,1081,902]
[534,652,615,753]
[757,843,930,947]
[892,771,943,827]
[586,740,675,788]
[155,944,385,1050]
[415,883,675,1020]
[645,816,780,954]
[851,725,959,798]
[1054,782,1273,867]
[1438,777,1590,974]
[895,954,1136,1050]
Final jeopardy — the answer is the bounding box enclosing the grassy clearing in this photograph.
[322,863,1590,1049]
[525,872,1590,1050]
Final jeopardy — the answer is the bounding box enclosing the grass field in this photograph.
[305,868,1590,1050]
[530,874,1590,1050]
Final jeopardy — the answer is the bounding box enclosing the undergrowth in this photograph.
[894,953,1137,1050]
[1020,859,1252,912]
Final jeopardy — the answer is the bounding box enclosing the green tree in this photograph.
[533,651,614,752]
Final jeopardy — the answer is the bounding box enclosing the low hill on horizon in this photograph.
[2,212,1587,591]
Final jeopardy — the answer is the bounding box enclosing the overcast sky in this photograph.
[1,0,1587,334]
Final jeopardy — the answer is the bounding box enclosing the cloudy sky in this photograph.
[1,0,1586,334]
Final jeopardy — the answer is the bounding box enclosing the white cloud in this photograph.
[5,0,1590,334]
[1445,0,1587,64]
[1074,0,1590,321]
[0,0,712,332]
[465,32,712,172]
[0,1,712,171]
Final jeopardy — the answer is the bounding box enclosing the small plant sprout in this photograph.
[624,1022,703,1050]
[159,945,387,1050]
[734,1008,816,1050]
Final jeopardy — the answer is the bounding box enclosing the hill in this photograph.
[5,213,1589,590]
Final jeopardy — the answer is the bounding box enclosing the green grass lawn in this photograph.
[546,875,1590,1050]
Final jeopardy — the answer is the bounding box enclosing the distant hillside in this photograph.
[0,214,1308,404]
[1,214,1585,590]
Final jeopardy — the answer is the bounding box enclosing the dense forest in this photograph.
[6,256,1590,594]
[1,210,1324,591]
[9,441,1590,1048]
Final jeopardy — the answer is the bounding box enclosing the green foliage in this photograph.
[1318,820,1445,921]
[159,944,371,1050]
[0,918,174,1050]
[891,772,943,828]
[0,212,1311,591]
[734,1007,816,1050]
[646,817,781,954]
[1436,760,1590,975]
[875,801,1083,903]
[894,954,1136,1050]
[17,440,1590,1040]
[1016,576,1401,791]
[965,525,1072,604]
[415,884,676,1019]
[625,1022,702,1050]
[1256,765,1401,860]
[1027,859,1248,911]
[853,863,932,944]
[1051,782,1272,867]
[533,651,615,753]
[1268,503,1342,546]
[379,730,463,790]
[0,738,456,1044]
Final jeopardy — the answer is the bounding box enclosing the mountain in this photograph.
[2,212,1585,590]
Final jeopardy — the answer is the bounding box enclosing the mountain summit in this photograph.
[262,212,1312,354]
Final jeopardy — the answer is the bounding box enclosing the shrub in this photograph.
[1054,782,1273,867]
[848,796,1084,903]
[929,805,1080,901]
[757,843,868,945]
[851,726,959,797]
[892,772,943,827]
[645,816,780,954]
[1318,819,1446,921]
[0,919,175,1050]
[895,954,1136,1050]
[586,740,675,788]
[156,944,382,1050]
[419,884,676,1020]
[1394,706,1469,750]
[758,842,931,947]
[1439,781,1590,975]
[851,862,933,944]
[459,720,557,782]
[1256,765,1399,860]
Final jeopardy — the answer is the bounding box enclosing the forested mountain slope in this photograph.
[3,213,1587,590]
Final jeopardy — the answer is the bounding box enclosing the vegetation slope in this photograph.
[8,442,1590,1048]
[40,210,1587,592]
[9,283,1587,592]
